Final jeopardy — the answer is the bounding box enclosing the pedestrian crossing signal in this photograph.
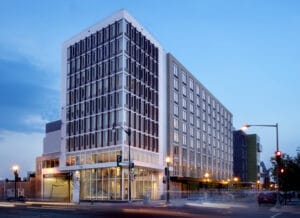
[117,155,122,167]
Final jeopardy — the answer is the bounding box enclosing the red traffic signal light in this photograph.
[280,168,284,173]
[275,150,282,162]
[275,150,281,157]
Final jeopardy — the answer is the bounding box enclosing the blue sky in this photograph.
[0,0,299,179]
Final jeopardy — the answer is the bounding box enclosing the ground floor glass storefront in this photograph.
[79,167,160,201]
[43,174,70,201]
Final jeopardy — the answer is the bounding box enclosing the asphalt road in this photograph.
[0,200,299,218]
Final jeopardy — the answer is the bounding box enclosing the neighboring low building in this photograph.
[233,130,248,182]
[36,120,71,201]
[0,174,36,200]
[233,131,262,185]
[247,134,262,183]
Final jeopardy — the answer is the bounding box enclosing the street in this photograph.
[0,198,299,218]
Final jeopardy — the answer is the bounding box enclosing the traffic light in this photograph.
[130,162,134,169]
[280,168,285,174]
[275,150,282,163]
[116,155,122,167]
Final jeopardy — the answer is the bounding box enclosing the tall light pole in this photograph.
[12,165,19,200]
[241,123,280,207]
[165,156,171,204]
[204,173,209,189]
[233,177,239,189]
[113,123,132,203]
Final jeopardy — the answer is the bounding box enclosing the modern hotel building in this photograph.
[47,9,233,202]
[167,54,233,192]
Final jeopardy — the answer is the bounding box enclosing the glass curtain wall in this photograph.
[79,167,159,200]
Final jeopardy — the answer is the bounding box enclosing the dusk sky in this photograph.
[0,0,299,179]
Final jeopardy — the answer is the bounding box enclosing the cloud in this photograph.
[23,114,49,131]
[0,130,43,180]
[0,37,60,81]
[0,57,60,133]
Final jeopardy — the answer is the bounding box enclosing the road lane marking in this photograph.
[122,208,198,217]
[186,202,248,209]
[271,212,282,218]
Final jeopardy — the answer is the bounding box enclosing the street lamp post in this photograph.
[113,123,132,203]
[233,177,239,189]
[241,123,280,207]
[165,156,171,204]
[204,173,209,201]
[204,173,209,189]
[12,165,19,200]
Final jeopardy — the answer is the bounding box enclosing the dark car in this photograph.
[257,192,278,205]
[6,196,26,202]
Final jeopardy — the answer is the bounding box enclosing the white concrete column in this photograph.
[72,171,80,203]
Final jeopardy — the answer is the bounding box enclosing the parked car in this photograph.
[6,196,26,202]
[257,192,281,205]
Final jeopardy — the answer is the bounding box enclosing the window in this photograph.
[174,118,179,129]
[196,107,201,117]
[190,103,194,113]
[190,116,194,125]
[182,134,187,146]
[196,85,200,95]
[182,110,187,121]
[197,130,201,140]
[173,92,178,103]
[182,122,187,133]
[174,146,179,156]
[196,119,201,128]
[182,85,186,96]
[182,71,186,84]
[196,96,201,106]
[173,63,178,77]
[174,104,179,116]
[190,138,194,149]
[190,127,194,137]
[202,122,206,131]
[174,131,179,143]
[117,37,123,53]
[182,148,187,162]
[189,78,194,90]
[182,98,186,108]
[190,91,194,102]
[174,78,178,90]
